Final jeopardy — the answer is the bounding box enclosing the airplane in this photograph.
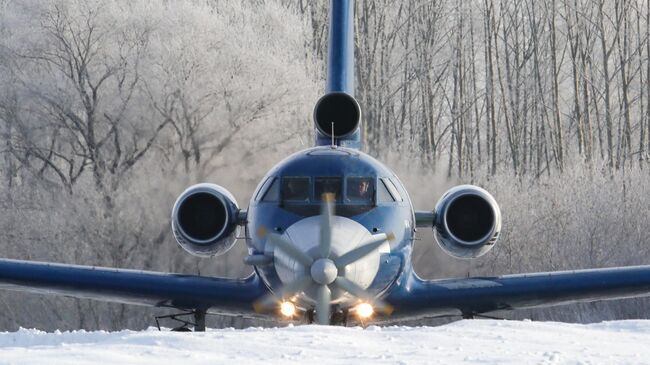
[2,0,650,331]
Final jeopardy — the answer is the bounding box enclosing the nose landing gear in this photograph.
[331,308,349,326]
[304,307,348,326]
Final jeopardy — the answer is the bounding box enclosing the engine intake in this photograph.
[171,183,240,257]
[433,185,501,259]
[313,92,360,138]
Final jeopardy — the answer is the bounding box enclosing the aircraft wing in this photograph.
[386,265,650,319]
[0,258,268,313]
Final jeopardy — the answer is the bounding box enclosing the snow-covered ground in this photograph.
[1,319,649,364]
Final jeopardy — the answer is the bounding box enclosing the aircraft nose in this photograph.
[272,215,389,303]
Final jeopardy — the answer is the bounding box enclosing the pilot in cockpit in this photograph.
[357,180,371,199]
[348,177,374,203]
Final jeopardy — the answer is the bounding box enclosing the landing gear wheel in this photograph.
[305,309,315,324]
[331,308,348,326]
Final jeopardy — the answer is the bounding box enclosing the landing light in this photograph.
[280,301,296,317]
[355,303,374,319]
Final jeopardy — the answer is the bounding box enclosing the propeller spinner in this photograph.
[254,193,393,324]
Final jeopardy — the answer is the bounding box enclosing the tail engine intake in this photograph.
[433,185,501,259]
[172,183,240,257]
[313,92,360,139]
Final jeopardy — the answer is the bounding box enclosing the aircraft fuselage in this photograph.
[246,146,415,308]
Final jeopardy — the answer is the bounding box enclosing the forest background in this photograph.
[1,0,649,330]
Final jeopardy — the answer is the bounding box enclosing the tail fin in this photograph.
[314,0,361,149]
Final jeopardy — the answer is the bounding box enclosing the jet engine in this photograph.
[171,183,240,257]
[313,92,361,138]
[433,185,501,259]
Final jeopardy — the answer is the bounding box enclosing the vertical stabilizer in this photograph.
[314,0,361,149]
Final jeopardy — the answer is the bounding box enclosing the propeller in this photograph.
[254,193,394,324]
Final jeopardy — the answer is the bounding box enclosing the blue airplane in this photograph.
[2,0,650,331]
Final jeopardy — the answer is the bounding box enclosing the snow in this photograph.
[1,320,649,364]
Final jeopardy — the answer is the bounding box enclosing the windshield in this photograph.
[281,177,310,202]
[278,175,379,217]
[315,177,342,201]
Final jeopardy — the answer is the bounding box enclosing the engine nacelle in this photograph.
[313,92,361,138]
[171,183,240,257]
[433,185,501,259]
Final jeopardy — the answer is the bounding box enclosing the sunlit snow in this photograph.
[1,319,649,364]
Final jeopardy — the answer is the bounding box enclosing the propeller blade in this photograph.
[253,276,312,313]
[333,276,368,298]
[259,228,314,268]
[333,276,393,315]
[334,232,394,269]
[315,284,331,325]
[318,193,335,259]
[243,254,272,266]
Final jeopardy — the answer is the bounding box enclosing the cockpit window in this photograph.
[377,178,395,203]
[346,177,374,204]
[254,177,272,201]
[281,177,310,202]
[382,177,403,202]
[315,177,342,201]
[278,176,379,217]
[261,177,280,202]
